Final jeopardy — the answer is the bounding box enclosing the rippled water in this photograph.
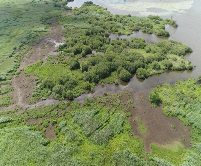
[68,0,201,101]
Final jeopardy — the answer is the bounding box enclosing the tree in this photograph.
[82,46,92,57]
[41,79,55,90]
[66,91,73,100]
[119,69,131,82]
[149,89,161,107]
[136,68,148,79]
[52,84,63,100]
[198,75,201,81]
[70,60,80,70]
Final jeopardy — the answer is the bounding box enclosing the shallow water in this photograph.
[67,0,201,102]
[109,29,169,45]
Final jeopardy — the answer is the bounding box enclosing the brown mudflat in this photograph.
[127,90,192,153]
[27,117,56,139]
[45,125,56,139]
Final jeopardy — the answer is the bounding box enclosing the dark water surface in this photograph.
[68,0,201,102]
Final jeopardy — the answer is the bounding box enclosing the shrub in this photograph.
[198,75,201,81]
[0,117,12,124]
[129,37,146,49]
[119,69,131,82]
[136,68,148,79]
[113,149,145,166]
[41,79,55,90]
[149,89,161,107]
[70,60,80,70]
[66,91,74,100]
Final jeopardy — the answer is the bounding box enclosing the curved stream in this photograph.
[26,0,201,108]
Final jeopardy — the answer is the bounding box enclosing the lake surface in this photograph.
[68,0,201,102]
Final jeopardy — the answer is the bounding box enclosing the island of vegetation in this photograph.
[23,2,192,103]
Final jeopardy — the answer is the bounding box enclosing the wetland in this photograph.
[0,0,201,165]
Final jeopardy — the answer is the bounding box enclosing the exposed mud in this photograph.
[45,125,56,139]
[19,17,65,70]
[27,117,56,139]
[127,90,192,153]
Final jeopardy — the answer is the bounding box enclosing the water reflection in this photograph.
[109,29,168,45]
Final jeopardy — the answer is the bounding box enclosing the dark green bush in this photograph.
[136,68,148,79]
[119,69,131,82]
[70,60,80,70]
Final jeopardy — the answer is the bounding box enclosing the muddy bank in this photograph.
[128,90,192,153]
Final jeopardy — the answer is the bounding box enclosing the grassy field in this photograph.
[0,0,63,80]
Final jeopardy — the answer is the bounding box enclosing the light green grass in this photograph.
[139,120,147,134]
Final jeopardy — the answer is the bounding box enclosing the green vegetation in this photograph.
[0,86,13,95]
[0,0,71,107]
[149,78,201,165]
[0,88,199,165]
[23,3,192,103]
[0,0,65,80]
[0,94,13,107]
[150,144,188,166]
[0,94,149,165]
[1,1,199,165]
[139,120,147,134]
[198,75,201,81]
[171,125,176,129]
[0,91,188,165]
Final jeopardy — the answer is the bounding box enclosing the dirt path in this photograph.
[13,75,23,107]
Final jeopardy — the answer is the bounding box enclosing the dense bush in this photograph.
[119,69,131,82]
[136,68,148,79]
[0,117,12,124]
[113,149,145,166]
[149,89,162,107]
[198,75,201,81]
[70,60,80,70]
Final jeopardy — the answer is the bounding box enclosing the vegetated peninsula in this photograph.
[0,0,200,166]
[23,2,192,103]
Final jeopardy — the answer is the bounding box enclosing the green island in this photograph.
[0,0,201,165]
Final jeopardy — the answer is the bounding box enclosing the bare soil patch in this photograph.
[45,125,56,139]
[12,72,36,107]
[127,90,192,153]
[0,72,37,111]
[19,17,66,70]
[27,117,56,139]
